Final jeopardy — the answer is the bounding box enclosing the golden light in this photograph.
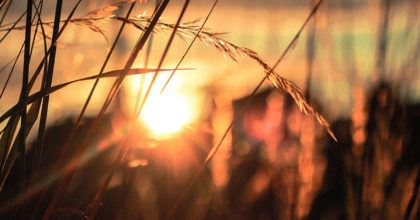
[141,92,194,137]
[126,70,200,139]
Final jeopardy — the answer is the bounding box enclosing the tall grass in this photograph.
[0,0,334,215]
[0,0,418,219]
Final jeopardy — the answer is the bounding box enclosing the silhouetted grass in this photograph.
[0,0,418,219]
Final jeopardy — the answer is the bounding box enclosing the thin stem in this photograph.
[0,43,24,99]
[33,0,62,180]
[403,168,420,220]
[17,0,32,217]
[135,0,190,117]
[133,0,159,115]
[159,0,219,95]
[0,0,12,27]
[0,10,26,43]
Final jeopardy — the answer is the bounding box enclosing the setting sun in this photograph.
[140,92,194,138]
[127,70,201,138]
[1,0,418,219]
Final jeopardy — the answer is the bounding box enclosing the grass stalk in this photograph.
[135,0,190,117]
[159,0,219,95]
[0,0,12,27]
[33,0,62,179]
[16,0,32,217]
[0,43,24,99]
[29,0,50,179]
[403,168,420,220]
[133,0,159,114]
[0,10,26,43]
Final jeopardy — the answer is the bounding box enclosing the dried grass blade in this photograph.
[0,67,189,125]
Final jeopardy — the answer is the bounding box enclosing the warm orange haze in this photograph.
[0,0,419,219]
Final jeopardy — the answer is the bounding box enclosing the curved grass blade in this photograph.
[0,68,192,125]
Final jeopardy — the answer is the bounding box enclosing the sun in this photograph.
[127,70,200,139]
[140,92,194,138]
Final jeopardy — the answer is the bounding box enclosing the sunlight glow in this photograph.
[141,93,194,138]
[126,68,202,139]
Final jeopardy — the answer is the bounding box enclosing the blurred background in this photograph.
[0,0,419,219]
